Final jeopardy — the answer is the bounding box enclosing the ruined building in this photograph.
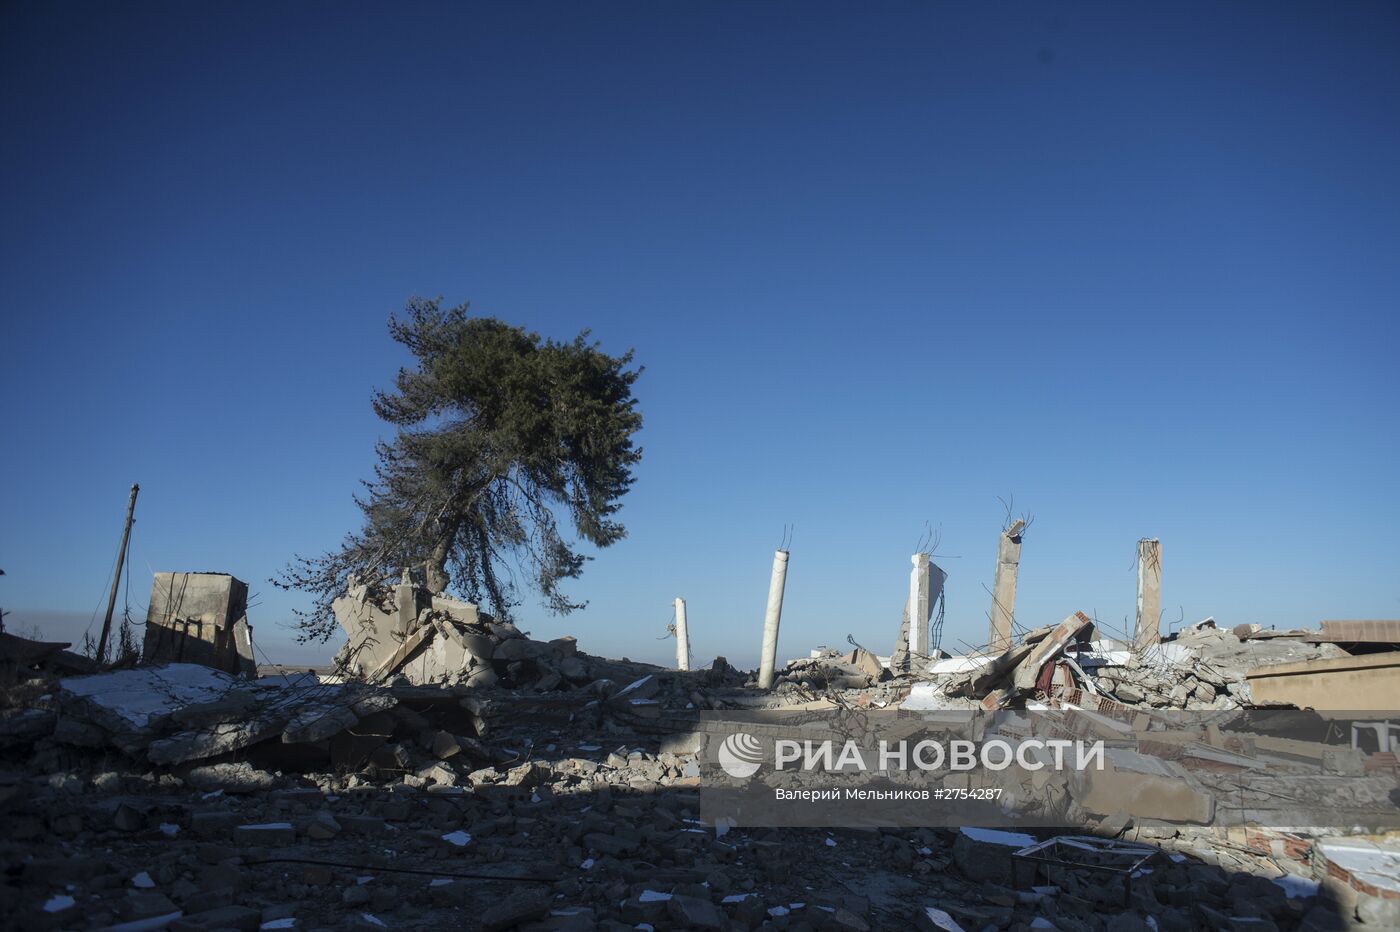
[141,572,256,678]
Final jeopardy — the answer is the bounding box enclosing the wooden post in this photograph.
[97,484,139,664]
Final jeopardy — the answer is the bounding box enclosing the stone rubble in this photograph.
[2,598,1398,929]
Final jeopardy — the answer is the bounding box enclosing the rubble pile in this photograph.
[2,583,1398,929]
[334,577,611,692]
[1,655,1382,931]
[902,616,1358,714]
[766,648,890,693]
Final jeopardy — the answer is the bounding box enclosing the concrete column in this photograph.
[1135,538,1162,651]
[908,553,931,659]
[757,550,789,689]
[891,597,912,674]
[988,519,1024,654]
[396,568,417,637]
[673,597,690,671]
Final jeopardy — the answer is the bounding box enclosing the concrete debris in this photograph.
[1011,612,1094,692]
[0,632,98,677]
[51,663,404,768]
[910,608,1387,716]
[331,577,607,692]
[143,573,257,678]
[1313,838,1400,926]
[1067,750,1215,824]
[1307,620,1400,647]
[1012,835,1160,907]
[4,567,1400,929]
[988,520,1024,655]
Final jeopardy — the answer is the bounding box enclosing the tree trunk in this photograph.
[425,515,460,594]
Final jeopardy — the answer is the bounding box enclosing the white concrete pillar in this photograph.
[395,568,417,637]
[908,553,931,659]
[757,550,789,689]
[988,519,1024,654]
[1135,538,1162,651]
[673,597,690,671]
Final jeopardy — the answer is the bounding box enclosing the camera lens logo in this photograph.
[718,733,764,778]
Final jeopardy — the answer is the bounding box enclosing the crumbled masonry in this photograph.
[2,578,1398,929]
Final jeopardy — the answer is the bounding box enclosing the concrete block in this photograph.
[122,891,180,921]
[951,827,1035,884]
[431,595,480,625]
[1012,612,1093,691]
[668,892,726,929]
[143,573,256,677]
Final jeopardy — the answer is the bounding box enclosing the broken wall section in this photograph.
[142,572,256,678]
[332,577,593,690]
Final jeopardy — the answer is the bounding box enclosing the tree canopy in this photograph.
[276,298,643,641]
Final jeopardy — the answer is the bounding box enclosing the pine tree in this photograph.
[275,298,644,641]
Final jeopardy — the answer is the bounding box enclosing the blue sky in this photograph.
[2,2,1397,669]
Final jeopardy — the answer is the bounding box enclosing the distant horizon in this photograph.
[0,535,1370,672]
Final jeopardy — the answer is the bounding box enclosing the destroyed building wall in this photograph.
[142,572,256,678]
[1245,652,1400,711]
[333,577,508,685]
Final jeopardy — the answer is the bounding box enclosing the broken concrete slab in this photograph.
[944,644,1034,698]
[952,827,1037,883]
[368,624,435,682]
[59,664,244,752]
[1012,612,1094,692]
[846,647,886,682]
[1069,749,1215,824]
[1313,837,1400,927]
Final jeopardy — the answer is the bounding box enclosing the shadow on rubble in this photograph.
[223,778,1362,931]
[0,659,1374,932]
[17,715,1357,930]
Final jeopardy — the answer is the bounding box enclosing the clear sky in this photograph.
[2,2,1397,670]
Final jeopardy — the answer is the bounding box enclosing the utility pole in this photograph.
[97,484,139,664]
